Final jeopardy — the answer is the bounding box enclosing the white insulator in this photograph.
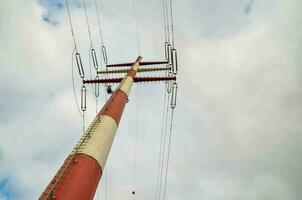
[75,53,85,79]
[165,42,169,60]
[101,45,108,64]
[167,72,172,94]
[81,85,87,111]
[172,48,178,75]
[91,48,98,70]
[167,44,172,66]
[171,81,177,109]
[95,75,100,97]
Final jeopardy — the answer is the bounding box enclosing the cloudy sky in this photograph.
[0,0,301,199]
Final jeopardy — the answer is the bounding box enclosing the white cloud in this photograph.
[0,0,301,199]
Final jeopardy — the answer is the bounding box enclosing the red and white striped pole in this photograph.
[40,56,142,200]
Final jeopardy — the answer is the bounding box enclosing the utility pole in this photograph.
[40,56,142,200]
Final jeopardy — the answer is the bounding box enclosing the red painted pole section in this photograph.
[39,56,142,200]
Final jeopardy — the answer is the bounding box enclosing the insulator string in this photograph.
[71,47,83,117]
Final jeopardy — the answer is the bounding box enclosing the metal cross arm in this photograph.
[83,76,176,84]
[97,66,172,74]
[106,61,168,67]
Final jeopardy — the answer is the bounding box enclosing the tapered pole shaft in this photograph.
[40,56,142,200]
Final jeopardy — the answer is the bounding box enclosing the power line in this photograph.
[82,0,94,47]
[94,0,105,45]
[169,0,175,48]
[164,0,170,44]
[155,85,168,200]
[161,0,168,43]
[162,108,175,200]
[65,0,78,51]
[158,91,171,200]
[132,0,141,55]
[132,85,140,198]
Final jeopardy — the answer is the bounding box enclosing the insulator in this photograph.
[167,72,172,94]
[81,85,87,111]
[172,48,178,75]
[101,45,108,64]
[164,42,169,60]
[91,48,98,70]
[75,53,85,79]
[171,81,177,109]
[167,43,172,66]
[94,75,100,97]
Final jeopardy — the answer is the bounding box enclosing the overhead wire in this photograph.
[82,0,94,47]
[132,84,140,198]
[94,0,105,45]
[155,84,168,200]
[131,1,141,196]
[162,0,168,43]
[158,91,171,200]
[169,0,175,48]
[66,0,87,133]
[164,0,170,44]
[162,108,175,200]
[65,0,78,51]
[132,0,141,55]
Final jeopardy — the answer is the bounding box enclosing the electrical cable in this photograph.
[155,85,168,200]
[82,110,85,133]
[82,0,94,47]
[132,85,140,198]
[164,0,170,44]
[132,0,141,55]
[94,0,105,45]
[162,0,168,43]
[65,0,78,51]
[169,0,175,48]
[158,92,171,200]
[162,108,175,200]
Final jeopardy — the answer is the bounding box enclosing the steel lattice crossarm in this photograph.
[106,60,168,67]
[83,76,176,84]
[97,66,172,74]
[39,56,142,200]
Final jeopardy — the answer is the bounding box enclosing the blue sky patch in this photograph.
[42,14,59,26]
[39,0,64,26]
[245,0,255,14]
[0,177,12,200]
[39,0,64,11]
